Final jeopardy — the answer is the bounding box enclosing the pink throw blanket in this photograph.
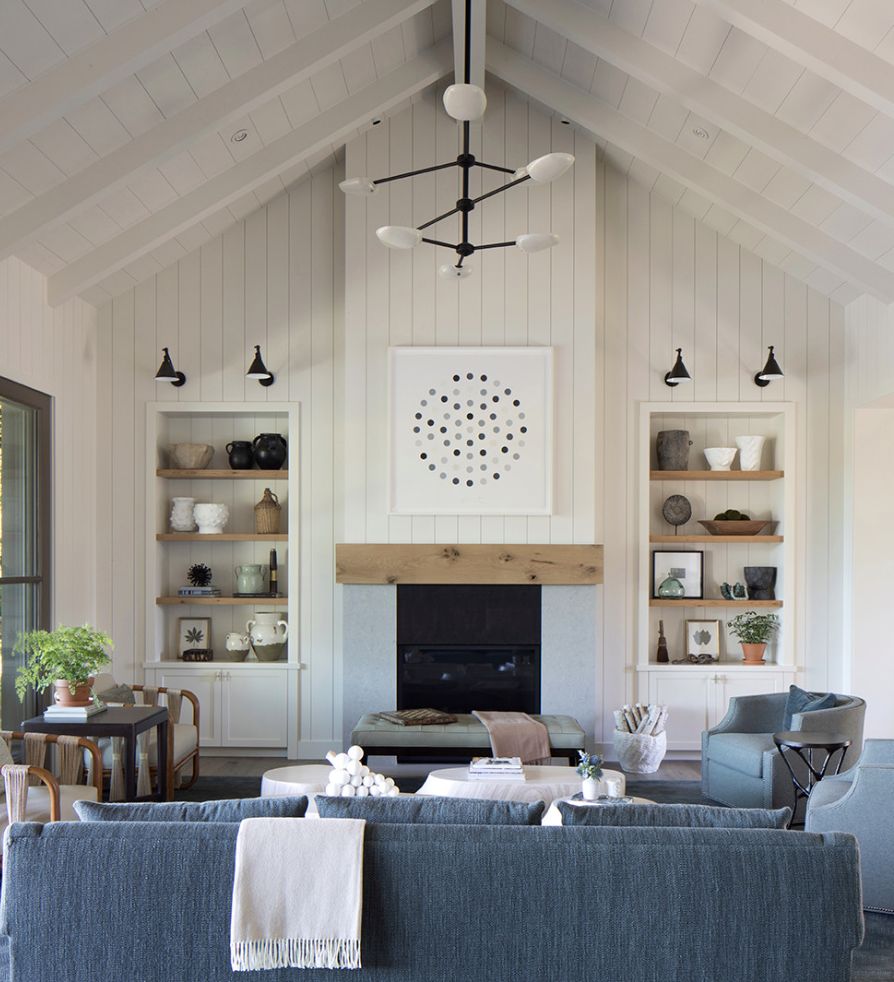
[472,711,551,765]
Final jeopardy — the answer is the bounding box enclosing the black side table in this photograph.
[772,731,852,829]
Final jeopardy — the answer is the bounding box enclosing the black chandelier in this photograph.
[339,0,574,279]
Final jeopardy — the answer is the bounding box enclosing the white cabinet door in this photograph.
[647,672,714,752]
[220,670,288,748]
[152,667,222,746]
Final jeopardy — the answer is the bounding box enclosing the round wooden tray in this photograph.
[698,520,775,536]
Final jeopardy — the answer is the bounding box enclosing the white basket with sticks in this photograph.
[612,703,668,773]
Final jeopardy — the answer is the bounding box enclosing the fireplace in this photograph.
[396,585,541,715]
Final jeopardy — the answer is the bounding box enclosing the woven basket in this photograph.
[613,729,667,773]
[254,488,281,534]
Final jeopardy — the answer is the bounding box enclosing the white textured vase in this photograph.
[735,435,766,471]
[192,502,229,534]
[704,447,738,471]
[581,777,601,800]
[170,497,196,532]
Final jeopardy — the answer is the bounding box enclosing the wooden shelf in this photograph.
[157,469,288,480]
[156,533,287,541]
[649,599,783,608]
[156,596,287,605]
[650,534,783,543]
[650,470,782,481]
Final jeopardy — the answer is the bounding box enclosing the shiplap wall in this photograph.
[344,86,847,750]
[0,256,98,628]
[97,87,848,754]
[97,173,343,753]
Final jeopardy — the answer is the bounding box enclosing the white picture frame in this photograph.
[179,617,211,652]
[686,619,722,661]
[388,347,553,515]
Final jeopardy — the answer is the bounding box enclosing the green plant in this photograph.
[576,751,604,781]
[14,624,113,702]
[727,611,780,645]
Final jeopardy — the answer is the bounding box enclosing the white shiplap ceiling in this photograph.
[2,0,894,307]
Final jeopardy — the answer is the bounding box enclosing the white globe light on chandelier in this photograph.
[438,263,474,280]
[516,233,560,254]
[443,83,487,121]
[525,153,575,184]
[376,226,423,249]
[339,177,378,196]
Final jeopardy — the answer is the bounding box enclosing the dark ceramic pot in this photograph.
[252,433,287,470]
[745,566,776,601]
[226,441,254,470]
[656,430,692,470]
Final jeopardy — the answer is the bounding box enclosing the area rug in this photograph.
[177,776,263,801]
[625,780,715,805]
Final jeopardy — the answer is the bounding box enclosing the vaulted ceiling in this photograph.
[3,0,894,308]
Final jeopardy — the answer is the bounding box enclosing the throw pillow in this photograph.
[95,683,135,706]
[0,736,15,768]
[556,801,792,828]
[316,794,545,826]
[73,795,308,823]
[782,685,837,730]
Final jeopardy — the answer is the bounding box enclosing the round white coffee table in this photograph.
[415,764,625,806]
[541,794,655,825]
[261,764,333,798]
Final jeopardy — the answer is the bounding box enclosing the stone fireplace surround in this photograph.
[340,584,597,752]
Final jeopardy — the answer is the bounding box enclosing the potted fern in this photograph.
[15,625,113,706]
[727,611,780,665]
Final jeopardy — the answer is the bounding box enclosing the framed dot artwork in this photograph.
[388,347,553,515]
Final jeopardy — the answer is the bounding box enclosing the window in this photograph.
[0,377,51,726]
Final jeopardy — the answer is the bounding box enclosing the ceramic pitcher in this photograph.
[246,611,288,645]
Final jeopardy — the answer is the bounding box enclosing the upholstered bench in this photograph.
[350,713,586,764]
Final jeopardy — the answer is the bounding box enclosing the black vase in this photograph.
[656,430,692,470]
[252,433,287,470]
[226,441,254,470]
[744,566,776,601]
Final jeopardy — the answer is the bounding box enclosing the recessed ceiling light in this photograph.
[692,127,709,139]
[231,129,248,143]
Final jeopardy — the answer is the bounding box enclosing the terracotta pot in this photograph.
[740,643,767,665]
[53,677,95,706]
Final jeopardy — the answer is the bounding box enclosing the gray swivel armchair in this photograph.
[701,690,866,821]
[806,739,894,914]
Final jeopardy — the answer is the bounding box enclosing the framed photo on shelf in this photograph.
[652,550,704,599]
[686,619,721,660]
[179,617,211,654]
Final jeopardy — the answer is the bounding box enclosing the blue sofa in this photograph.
[0,819,865,981]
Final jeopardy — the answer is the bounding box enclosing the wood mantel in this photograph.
[335,543,603,585]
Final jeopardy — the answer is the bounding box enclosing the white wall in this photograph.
[343,86,849,752]
[97,86,851,755]
[0,256,98,628]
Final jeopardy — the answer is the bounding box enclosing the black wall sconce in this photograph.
[664,348,692,386]
[755,346,784,387]
[155,347,186,386]
[246,345,274,386]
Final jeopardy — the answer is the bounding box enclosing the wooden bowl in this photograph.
[698,520,775,536]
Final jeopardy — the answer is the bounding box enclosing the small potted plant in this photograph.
[576,750,604,800]
[15,624,114,706]
[727,611,780,665]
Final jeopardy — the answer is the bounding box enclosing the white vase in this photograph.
[704,447,738,471]
[581,777,602,800]
[735,435,766,471]
[192,502,229,534]
[170,497,196,532]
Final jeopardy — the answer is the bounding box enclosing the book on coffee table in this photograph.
[468,757,525,780]
[376,709,458,726]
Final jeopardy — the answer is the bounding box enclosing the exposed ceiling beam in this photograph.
[693,0,894,120]
[504,0,894,231]
[0,0,438,264]
[0,0,252,156]
[452,0,486,90]
[47,40,454,306]
[486,40,894,303]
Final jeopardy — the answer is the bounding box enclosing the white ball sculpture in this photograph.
[325,747,400,797]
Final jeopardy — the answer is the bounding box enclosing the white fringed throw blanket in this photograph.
[472,710,551,765]
[230,817,365,971]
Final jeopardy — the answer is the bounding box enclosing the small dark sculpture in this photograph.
[187,563,212,587]
[721,581,747,600]
[673,653,717,665]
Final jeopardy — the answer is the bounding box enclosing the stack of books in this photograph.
[43,702,107,721]
[177,586,222,597]
[468,756,525,781]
